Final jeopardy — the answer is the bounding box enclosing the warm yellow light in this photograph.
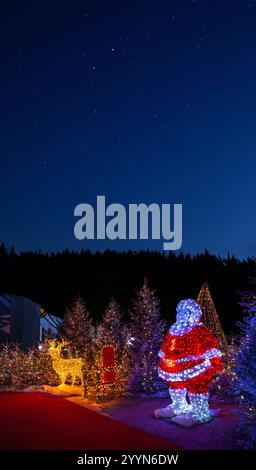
[48,339,84,386]
[166,359,175,367]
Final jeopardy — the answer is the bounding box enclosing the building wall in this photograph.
[10,296,40,350]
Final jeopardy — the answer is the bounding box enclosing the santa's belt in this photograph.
[158,348,222,366]
[158,358,212,382]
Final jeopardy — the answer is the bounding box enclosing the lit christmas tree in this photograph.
[95,298,128,356]
[127,279,166,393]
[60,296,94,363]
[235,314,256,448]
[197,282,228,352]
[95,299,129,389]
[235,288,256,448]
[37,339,60,386]
[5,344,31,389]
[0,340,60,389]
[0,343,23,388]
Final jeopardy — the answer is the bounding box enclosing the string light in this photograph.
[189,393,212,423]
[48,339,84,386]
[93,344,122,402]
[155,298,223,426]
[0,341,59,389]
[197,282,228,352]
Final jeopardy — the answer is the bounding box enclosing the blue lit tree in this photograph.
[235,289,256,449]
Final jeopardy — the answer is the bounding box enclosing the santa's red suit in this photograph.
[159,324,223,393]
[154,298,223,426]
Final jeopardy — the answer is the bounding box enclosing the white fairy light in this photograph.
[155,298,223,426]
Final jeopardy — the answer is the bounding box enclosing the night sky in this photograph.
[1,1,256,258]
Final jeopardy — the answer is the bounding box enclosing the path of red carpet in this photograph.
[0,392,180,450]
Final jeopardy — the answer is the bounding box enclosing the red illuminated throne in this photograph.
[96,345,119,402]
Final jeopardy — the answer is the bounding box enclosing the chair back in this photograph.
[101,345,116,384]
[102,345,115,368]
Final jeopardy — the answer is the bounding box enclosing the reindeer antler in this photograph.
[48,338,70,350]
[59,338,70,348]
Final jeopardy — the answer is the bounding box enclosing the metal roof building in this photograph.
[0,294,62,349]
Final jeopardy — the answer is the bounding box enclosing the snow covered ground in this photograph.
[40,385,239,450]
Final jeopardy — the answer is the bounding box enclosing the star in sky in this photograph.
[1,0,256,259]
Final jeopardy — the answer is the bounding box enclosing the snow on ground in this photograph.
[42,385,239,450]
[97,396,239,450]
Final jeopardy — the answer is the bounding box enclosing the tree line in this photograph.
[0,242,254,332]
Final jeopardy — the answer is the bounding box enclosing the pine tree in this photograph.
[9,344,26,389]
[238,289,256,314]
[197,282,228,352]
[95,299,129,387]
[0,343,13,386]
[127,279,166,394]
[61,296,94,363]
[37,340,60,386]
[95,299,127,356]
[235,314,256,448]
[235,287,256,448]
[0,343,31,389]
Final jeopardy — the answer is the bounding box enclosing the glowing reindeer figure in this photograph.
[48,339,84,386]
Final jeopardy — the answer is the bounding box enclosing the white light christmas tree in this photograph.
[127,279,166,394]
[60,296,94,363]
[95,298,127,356]
[94,298,129,391]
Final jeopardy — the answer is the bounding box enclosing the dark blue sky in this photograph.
[0,0,255,258]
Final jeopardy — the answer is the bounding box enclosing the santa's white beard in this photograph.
[169,320,203,336]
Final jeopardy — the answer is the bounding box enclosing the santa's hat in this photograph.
[176,298,202,324]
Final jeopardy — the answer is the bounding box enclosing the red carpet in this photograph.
[0,392,180,450]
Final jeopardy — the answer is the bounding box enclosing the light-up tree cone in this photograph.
[154,299,223,427]
[197,282,228,353]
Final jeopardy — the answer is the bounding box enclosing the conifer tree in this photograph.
[235,288,256,448]
[95,299,129,387]
[197,282,227,352]
[95,298,127,356]
[61,296,94,363]
[127,280,166,393]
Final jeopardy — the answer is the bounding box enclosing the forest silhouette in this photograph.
[0,242,254,333]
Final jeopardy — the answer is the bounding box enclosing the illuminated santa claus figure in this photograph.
[154,299,223,426]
